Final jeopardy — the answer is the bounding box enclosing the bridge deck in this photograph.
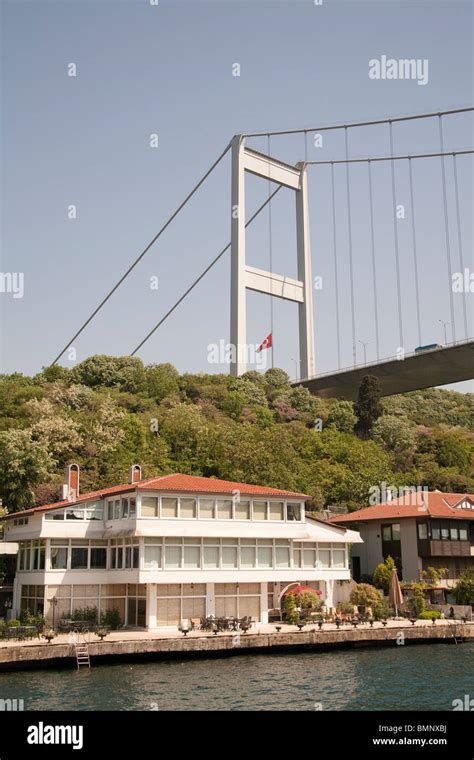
[295,341,474,400]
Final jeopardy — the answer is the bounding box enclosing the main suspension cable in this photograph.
[243,106,474,138]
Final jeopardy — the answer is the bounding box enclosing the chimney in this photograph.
[129,464,142,484]
[64,463,80,502]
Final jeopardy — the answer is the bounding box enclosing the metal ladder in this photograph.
[74,637,91,669]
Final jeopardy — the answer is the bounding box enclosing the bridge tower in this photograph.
[230,135,315,377]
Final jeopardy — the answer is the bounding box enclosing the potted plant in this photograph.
[42,629,56,643]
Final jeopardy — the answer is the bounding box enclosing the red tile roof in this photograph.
[330,491,474,523]
[4,473,308,519]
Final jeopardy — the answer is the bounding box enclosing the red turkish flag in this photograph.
[257,332,273,352]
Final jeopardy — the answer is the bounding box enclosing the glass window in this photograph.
[90,548,107,569]
[113,500,121,520]
[275,547,290,567]
[144,545,162,570]
[303,549,316,568]
[132,546,139,568]
[203,546,219,568]
[235,501,250,520]
[253,501,267,520]
[121,499,129,519]
[432,526,440,540]
[180,498,197,519]
[240,547,256,568]
[392,524,401,541]
[162,497,178,518]
[199,499,215,519]
[165,545,182,568]
[382,525,392,541]
[222,547,238,568]
[33,541,45,570]
[216,500,232,519]
[124,546,132,568]
[293,549,301,568]
[332,549,346,568]
[129,498,136,518]
[269,501,284,521]
[441,527,450,540]
[65,508,84,520]
[86,505,103,520]
[45,510,65,521]
[141,496,159,517]
[318,549,331,568]
[107,502,114,520]
[183,546,200,569]
[450,526,459,541]
[286,503,301,521]
[418,523,428,540]
[459,528,468,541]
[257,547,273,568]
[51,546,68,570]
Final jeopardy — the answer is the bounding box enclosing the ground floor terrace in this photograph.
[15,578,349,630]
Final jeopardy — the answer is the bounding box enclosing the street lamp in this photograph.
[290,357,301,381]
[358,340,369,366]
[438,319,451,346]
[51,596,58,631]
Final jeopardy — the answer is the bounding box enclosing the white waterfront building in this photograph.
[4,465,362,629]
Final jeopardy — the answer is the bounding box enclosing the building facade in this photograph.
[331,491,474,587]
[4,466,361,629]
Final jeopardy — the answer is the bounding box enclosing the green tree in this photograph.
[454,567,474,605]
[145,363,180,402]
[264,368,291,390]
[372,414,417,469]
[437,437,471,474]
[71,355,146,394]
[420,566,448,585]
[327,400,357,433]
[0,429,55,511]
[354,375,382,438]
[372,556,396,593]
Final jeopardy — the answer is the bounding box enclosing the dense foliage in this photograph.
[0,356,472,513]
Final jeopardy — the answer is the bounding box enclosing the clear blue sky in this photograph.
[1,0,473,392]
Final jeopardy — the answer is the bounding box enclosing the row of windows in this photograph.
[417,522,470,541]
[116,496,302,522]
[17,539,347,572]
[40,497,303,522]
[45,503,105,521]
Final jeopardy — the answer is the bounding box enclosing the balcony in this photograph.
[418,539,471,558]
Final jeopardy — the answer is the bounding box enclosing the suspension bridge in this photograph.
[50,106,474,399]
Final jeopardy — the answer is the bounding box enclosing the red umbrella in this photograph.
[283,584,321,596]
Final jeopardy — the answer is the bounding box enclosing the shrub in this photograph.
[454,567,474,605]
[373,556,396,593]
[418,610,441,620]
[373,601,394,620]
[71,606,98,623]
[20,610,45,629]
[101,608,122,630]
[350,583,382,609]
[7,619,20,627]
[336,600,354,616]
[283,594,300,625]
[407,582,426,617]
